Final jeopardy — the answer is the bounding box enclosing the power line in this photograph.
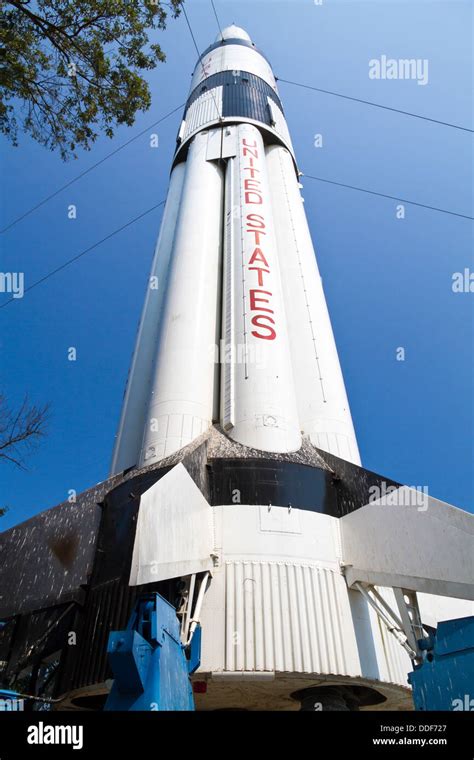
[181,3,205,63]
[0,201,165,310]
[303,174,474,220]
[3,65,468,240]
[0,104,183,234]
[182,3,223,121]
[277,77,474,133]
[210,0,224,40]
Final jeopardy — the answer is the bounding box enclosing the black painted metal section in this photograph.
[0,496,102,619]
[208,458,339,516]
[316,449,402,517]
[186,70,282,111]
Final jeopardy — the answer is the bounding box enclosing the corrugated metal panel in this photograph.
[183,88,223,140]
[224,560,358,676]
[222,81,272,125]
[312,431,351,461]
[59,581,139,692]
[186,70,283,112]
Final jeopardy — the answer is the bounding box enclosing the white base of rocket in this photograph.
[124,457,474,710]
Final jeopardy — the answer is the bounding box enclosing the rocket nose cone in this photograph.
[215,25,252,43]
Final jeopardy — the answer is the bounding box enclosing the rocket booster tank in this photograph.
[111,24,360,475]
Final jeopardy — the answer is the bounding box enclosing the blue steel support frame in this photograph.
[104,593,200,711]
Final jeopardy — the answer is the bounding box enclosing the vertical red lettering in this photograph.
[251,314,276,341]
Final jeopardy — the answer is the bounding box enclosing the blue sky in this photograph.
[0,0,472,530]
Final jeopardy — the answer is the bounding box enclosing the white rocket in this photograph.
[111,24,360,475]
[110,26,474,711]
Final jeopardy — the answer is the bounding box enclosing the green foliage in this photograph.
[0,0,182,159]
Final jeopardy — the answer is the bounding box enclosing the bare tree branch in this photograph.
[0,394,50,470]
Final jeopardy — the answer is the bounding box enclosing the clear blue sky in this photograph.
[1,0,473,530]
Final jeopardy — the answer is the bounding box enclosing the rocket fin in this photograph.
[341,488,474,601]
[129,463,214,585]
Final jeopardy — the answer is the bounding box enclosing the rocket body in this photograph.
[111,24,360,474]
[1,25,471,718]
[100,26,474,712]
